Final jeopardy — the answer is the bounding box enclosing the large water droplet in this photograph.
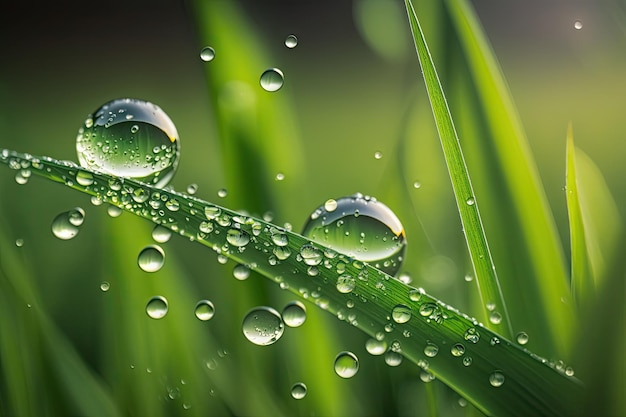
[137,245,165,272]
[334,351,359,378]
[152,224,172,243]
[489,371,505,387]
[242,306,285,346]
[51,207,85,240]
[365,338,388,355]
[226,229,251,247]
[194,300,216,321]
[451,343,465,357]
[516,331,529,345]
[76,98,180,187]
[391,304,412,323]
[146,296,168,319]
[259,68,284,92]
[336,274,356,294]
[285,34,298,49]
[424,342,439,357]
[232,264,251,281]
[290,382,307,399]
[282,301,307,327]
[302,193,406,276]
[200,46,215,61]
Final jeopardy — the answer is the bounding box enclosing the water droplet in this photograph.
[146,296,168,319]
[365,338,387,355]
[51,208,85,240]
[100,281,110,292]
[565,367,575,377]
[76,98,180,187]
[200,46,215,61]
[260,68,284,92]
[217,188,228,198]
[152,224,172,243]
[489,371,505,387]
[15,238,24,247]
[334,351,359,378]
[282,301,306,327]
[516,331,529,345]
[107,205,123,218]
[290,382,307,399]
[374,151,383,159]
[464,274,473,282]
[300,244,323,266]
[413,181,421,189]
[574,20,583,30]
[242,306,285,346]
[398,272,412,284]
[391,304,411,324]
[384,351,403,367]
[466,197,475,206]
[420,370,435,383]
[464,327,480,343]
[489,312,502,324]
[462,356,473,367]
[194,300,216,321]
[275,172,285,181]
[451,343,465,357]
[137,245,165,272]
[302,193,406,276]
[75,170,94,186]
[458,397,468,407]
[226,229,251,247]
[424,342,439,357]
[186,183,198,194]
[336,274,356,293]
[233,264,251,281]
[271,232,289,247]
[285,34,298,49]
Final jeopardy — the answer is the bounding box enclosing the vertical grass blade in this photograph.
[403,0,512,338]
[445,0,575,356]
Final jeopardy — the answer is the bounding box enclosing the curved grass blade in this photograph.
[444,0,575,356]
[0,150,584,416]
[403,0,512,339]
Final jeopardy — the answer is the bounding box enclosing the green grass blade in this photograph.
[444,0,575,356]
[403,0,512,339]
[0,150,585,416]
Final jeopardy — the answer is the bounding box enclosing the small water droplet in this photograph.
[565,366,575,377]
[384,351,403,367]
[200,46,215,62]
[451,343,465,357]
[242,306,285,346]
[194,300,216,321]
[462,356,473,367]
[186,183,198,194]
[391,304,412,324]
[516,331,529,345]
[260,68,284,92]
[365,338,387,355]
[489,371,505,387]
[324,199,338,212]
[146,296,168,319]
[275,172,285,181]
[334,351,359,378]
[300,244,323,266]
[75,170,94,186]
[107,205,123,218]
[137,245,165,272]
[374,151,383,160]
[464,328,480,343]
[336,274,356,294]
[412,181,421,189]
[424,342,439,357]
[217,188,228,198]
[282,301,307,327]
[15,238,24,247]
[226,229,250,247]
[489,311,502,324]
[466,197,475,206]
[100,281,110,292]
[233,264,251,281]
[285,34,298,49]
[152,224,172,243]
[574,20,583,30]
[290,382,307,399]
[51,208,85,240]
[458,397,468,407]
[420,370,435,383]
[464,274,473,282]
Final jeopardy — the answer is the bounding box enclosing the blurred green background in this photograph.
[0,0,624,416]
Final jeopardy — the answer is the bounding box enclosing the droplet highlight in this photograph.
[285,34,298,49]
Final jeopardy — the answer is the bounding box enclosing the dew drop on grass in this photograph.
[146,296,168,319]
[464,327,480,344]
[336,274,356,293]
[15,238,24,247]
[365,338,387,355]
[259,68,284,92]
[424,342,439,357]
[466,197,475,206]
[451,343,465,357]
[489,371,505,387]
[107,205,123,218]
[194,300,216,321]
[137,244,165,272]
[334,351,359,378]
[516,331,529,345]
[413,181,421,189]
[151,224,172,243]
[384,350,403,367]
[420,371,435,383]
[391,304,411,323]
[463,356,473,367]
[275,172,285,181]
[242,306,285,346]
[574,20,583,30]
[186,183,198,194]
[51,207,85,240]
[75,170,94,186]
[217,188,228,198]
[458,397,468,407]
[200,46,216,61]
[100,281,110,292]
[302,193,406,276]
[226,229,251,247]
[489,311,502,325]
[285,34,298,49]
[290,382,307,399]
[282,301,307,327]
[76,98,180,187]
[374,151,383,159]
[232,264,251,281]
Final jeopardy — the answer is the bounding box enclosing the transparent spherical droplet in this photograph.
[137,245,165,272]
[458,397,468,408]
[260,68,284,92]
[374,151,383,160]
[424,342,439,357]
[100,281,110,292]
[275,172,285,181]
[51,208,85,240]
[420,370,435,383]
[336,274,356,294]
[186,183,198,194]
[226,229,250,247]
[489,371,505,387]
[302,193,406,276]
[151,224,172,243]
[489,312,502,324]
[290,382,307,399]
[282,301,307,327]
[391,304,412,323]
[242,306,285,346]
[200,46,215,61]
[574,20,583,30]
[194,299,216,321]
[75,170,94,186]
[365,338,387,355]
[107,205,123,218]
[451,343,465,357]
[146,296,168,319]
[15,238,24,247]
[334,351,359,378]
[565,367,575,377]
[466,197,475,206]
[233,264,251,281]
[271,232,289,247]
[413,181,421,189]
[324,199,338,212]
[462,356,473,367]
[76,98,180,187]
[300,244,323,266]
[285,34,298,49]
[464,327,480,344]
[217,188,228,198]
[384,350,403,367]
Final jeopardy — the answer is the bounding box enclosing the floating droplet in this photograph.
[107,205,123,218]
[365,338,387,355]
[51,208,85,240]
[302,193,406,276]
[226,229,251,247]
[200,46,216,61]
[384,351,403,367]
[424,342,439,357]
[516,332,529,345]
[186,183,198,194]
[451,343,465,357]
[466,197,475,206]
[290,382,307,399]
[76,98,180,187]
[282,301,307,327]
[259,68,284,92]
[137,245,165,272]
[233,264,251,281]
[217,188,228,198]
[194,300,216,321]
[374,151,382,160]
[285,34,298,49]
[464,327,480,344]
[334,351,359,378]
[100,281,110,292]
[242,306,285,346]
[489,371,505,387]
[391,304,412,324]
[574,20,583,30]
[275,172,285,181]
[146,296,168,319]
[15,238,24,247]
[489,312,502,325]
[151,224,172,243]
